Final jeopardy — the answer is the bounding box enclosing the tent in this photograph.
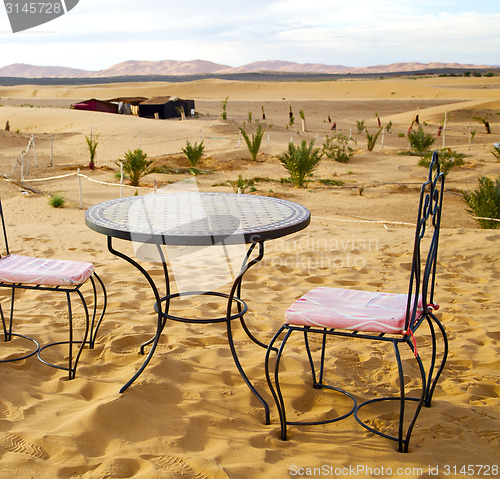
[70,99,118,114]
[138,96,195,119]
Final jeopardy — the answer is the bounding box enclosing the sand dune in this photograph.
[0,76,499,478]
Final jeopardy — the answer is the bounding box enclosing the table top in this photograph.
[85,192,310,245]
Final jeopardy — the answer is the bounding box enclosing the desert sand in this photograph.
[0,75,499,478]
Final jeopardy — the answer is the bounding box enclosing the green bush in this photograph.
[492,144,500,162]
[408,126,435,154]
[118,149,153,187]
[356,120,365,132]
[48,194,65,208]
[419,149,465,177]
[227,175,255,194]
[279,140,323,188]
[463,176,500,229]
[221,96,229,120]
[365,127,383,151]
[85,132,99,170]
[322,134,355,163]
[240,124,265,161]
[182,140,205,168]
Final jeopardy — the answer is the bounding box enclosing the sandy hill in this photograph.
[0,60,495,78]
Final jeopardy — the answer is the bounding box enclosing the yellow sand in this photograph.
[0,76,499,478]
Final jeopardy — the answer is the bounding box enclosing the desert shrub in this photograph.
[227,175,255,194]
[118,149,153,186]
[419,149,465,177]
[492,144,500,162]
[473,116,491,134]
[182,140,205,168]
[279,140,323,188]
[85,132,99,170]
[322,134,355,163]
[365,127,383,151]
[240,124,265,161]
[356,120,365,132]
[221,96,229,120]
[318,178,345,186]
[48,194,65,208]
[408,126,435,154]
[463,176,500,229]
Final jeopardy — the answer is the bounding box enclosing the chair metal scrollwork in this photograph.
[265,151,448,452]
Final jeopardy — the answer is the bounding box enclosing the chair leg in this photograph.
[265,326,357,441]
[424,312,448,407]
[395,340,427,452]
[0,289,39,362]
[37,288,90,379]
[354,339,426,452]
[265,325,290,440]
[68,289,90,379]
[87,273,107,349]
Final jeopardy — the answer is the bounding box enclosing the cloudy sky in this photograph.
[0,0,499,70]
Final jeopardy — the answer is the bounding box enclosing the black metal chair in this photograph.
[0,198,107,379]
[265,151,448,452]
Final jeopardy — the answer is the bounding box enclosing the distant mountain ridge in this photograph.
[0,60,494,78]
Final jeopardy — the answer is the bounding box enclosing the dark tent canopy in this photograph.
[138,96,195,119]
[70,99,118,114]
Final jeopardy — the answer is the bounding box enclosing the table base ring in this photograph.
[154,291,248,324]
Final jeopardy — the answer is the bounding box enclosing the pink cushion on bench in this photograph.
[0,254,94,286]
[286,287,423,334]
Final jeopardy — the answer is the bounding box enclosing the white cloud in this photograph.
[0,0,498,69]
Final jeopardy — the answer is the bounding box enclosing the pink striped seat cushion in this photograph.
[286,287,423,334]
[0,254,94,286]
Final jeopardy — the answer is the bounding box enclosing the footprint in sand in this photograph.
[0,433,49,460]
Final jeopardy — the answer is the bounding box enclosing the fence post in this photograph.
[78,168,83,209]
[32,134,38,168]
[442,112,447,149]
[50,134,53,167]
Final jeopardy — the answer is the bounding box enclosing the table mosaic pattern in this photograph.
[85,193,310,245]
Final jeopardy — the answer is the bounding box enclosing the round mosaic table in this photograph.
[85,192,311,422]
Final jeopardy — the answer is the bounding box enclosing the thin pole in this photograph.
[32,134,38,168]
[50,134,53,167]
[120,161,123,198]
[78,168,83,209]
[442,112,447,149]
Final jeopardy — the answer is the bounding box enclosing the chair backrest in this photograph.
[0,199,10,257]
[405,151,445,331]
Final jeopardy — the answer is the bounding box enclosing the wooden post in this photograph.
[50,134,53,166]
